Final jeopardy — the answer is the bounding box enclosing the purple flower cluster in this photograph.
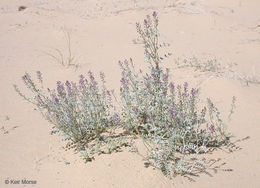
[113,113,119,119]
[152,11,157,18]
[169,82,175,93]
[209,124,215,132]
[22,74,28,82]
[162,73,168,82]
[144,19,148,28]
[50,91,59,104]
[120,72,129,90]
[56,81,66,97]
[191,88,196,96]
[132,107,138,114]
[67,114,72,120]
[168,109,175,117]
[88,71,98,88]
[79,74,85,85]
[36,71,42,83]
[65,81,73,95]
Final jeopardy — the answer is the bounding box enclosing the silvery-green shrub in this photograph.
[14,71,118,151]
[119,12,233,176]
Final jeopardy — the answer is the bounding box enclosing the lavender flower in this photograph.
[22,75,27,82]
[65,80,71,87]
[57,82,66,97]
[184,82,188,88]
[120,77,128,85]
[106,90,111,96]
[169,82,175,92]
[88,71,94,81]
[118,60,123,67]
[144,19,148,27]
[209,124,215,132]
[152,11,157,18]
[36,71,42,83]
[132,107,138,114]
[168,109,174,117]
[129,140,135,146]
[162,73,168,81]
[66,81,73,95]
[67,114,72,120]
[79,75,85,85]
[55,97,59,103]
[191,88,196,96]
[113,113,119,119]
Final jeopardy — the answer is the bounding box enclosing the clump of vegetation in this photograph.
[13,70,130,161]
[14,12,235,178]
[174,56,260,86]
[174,56,235,76]
[119,12,234,177]
[44,32,78,69]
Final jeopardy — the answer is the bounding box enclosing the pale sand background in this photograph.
[0,0,260,187]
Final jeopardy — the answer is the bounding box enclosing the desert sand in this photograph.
[0,0,259,187]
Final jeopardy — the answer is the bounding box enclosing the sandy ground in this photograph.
[0,0,260,187]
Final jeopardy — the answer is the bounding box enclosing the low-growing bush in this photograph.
[14,71,121,152]
[119,12,234,176]
[14,12,235,178]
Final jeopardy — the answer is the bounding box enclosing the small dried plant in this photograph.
[174,56,260,86]
[44,32,78,69]
[174,56,235,77]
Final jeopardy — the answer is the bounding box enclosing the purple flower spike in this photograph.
[184,82,188,88]
[67,114,72,120]
[36,71,43,83]
[79,79,84,85]
[191,88,196,95]
[57,82,66,97]
[129,140,135,146]
[168,109,174,117]
[79,75,85,85]
[169,82,175,91]
[79,74,84,80]
[209,124,215,132]
[120,77,128,84]
[144,19,148,27]
[36,71,42,77]
[162,73,168,81]
[72,82,77,88]
[152,11,157,17]
[55,97,59,103]
[22,75,27,81]
[132,107,138,114]
[65,81,71,87]
[66,82,73,95]
[113,113,119,119]
[145,76,151,81]
[88,71,95,82]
